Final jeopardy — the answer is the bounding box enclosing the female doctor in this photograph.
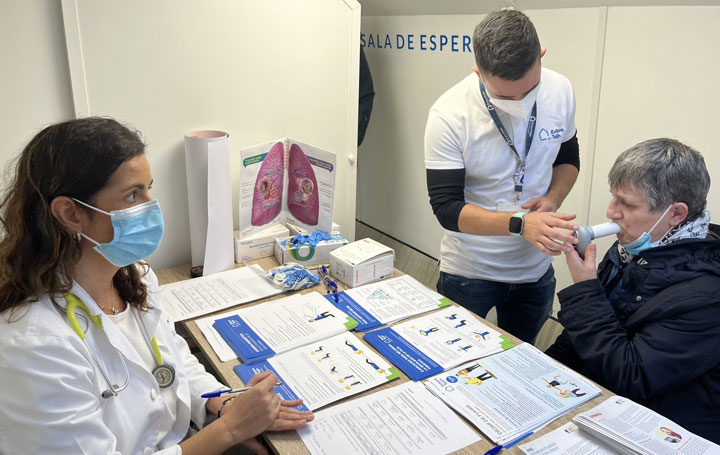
[0,117,313,455]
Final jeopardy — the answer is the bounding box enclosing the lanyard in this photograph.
[479,82,537,203]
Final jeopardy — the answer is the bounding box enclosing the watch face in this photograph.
[509,215,524,234]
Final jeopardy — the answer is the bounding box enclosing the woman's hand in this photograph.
[219,371,281,445]
[267,399,314,431]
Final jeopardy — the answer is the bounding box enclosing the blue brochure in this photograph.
[234,361,310,411]
[326,292,382,331]
[364,327,444,381]
[213,315,276,364]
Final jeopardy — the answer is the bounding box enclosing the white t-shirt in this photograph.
[109,306,178,448]
[424,67,576,283]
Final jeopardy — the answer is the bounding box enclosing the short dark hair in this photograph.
[608,138,711,222]
[473,10,541,81]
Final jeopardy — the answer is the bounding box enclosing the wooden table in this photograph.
[157,258,610,455]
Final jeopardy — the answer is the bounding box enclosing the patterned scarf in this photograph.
[617,210,711,263]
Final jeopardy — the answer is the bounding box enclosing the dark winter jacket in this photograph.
[546,224,720,443]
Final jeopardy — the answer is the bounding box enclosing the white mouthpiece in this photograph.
[590,222,621,238]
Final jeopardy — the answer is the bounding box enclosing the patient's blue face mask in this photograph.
[620,204,673,256]
[74,198,165,267]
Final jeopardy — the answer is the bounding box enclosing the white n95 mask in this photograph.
[73,198,165,267]
[490,82,541,120]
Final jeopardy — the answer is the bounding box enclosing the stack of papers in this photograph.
[212,291,357,363]
[330,275,452,331]
[159,265,283,322]
[195,314,240,362]
[364,306,514,380]
[425,343,601,446]
[235,332,400,411]
[298,382,481,455]
[573,396,720,455]
[518,422,616,454]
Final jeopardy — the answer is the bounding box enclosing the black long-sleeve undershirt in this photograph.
[426,132,579,232]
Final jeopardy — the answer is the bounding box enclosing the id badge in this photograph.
[496,202,523,212]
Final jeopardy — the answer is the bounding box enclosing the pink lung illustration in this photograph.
[251,142,284,226]
[287,143,319,225]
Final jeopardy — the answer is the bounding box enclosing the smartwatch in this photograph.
[508,211,527,237]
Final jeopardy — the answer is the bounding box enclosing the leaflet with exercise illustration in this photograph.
[425,343,601,446]
[364,306,514,380]
[329,274,452,331]
[234,332,399,411]
[572,395,720,455]
[213,291,357,364]
[297,382,481,455]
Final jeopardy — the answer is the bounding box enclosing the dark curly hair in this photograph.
[0,117,150,316]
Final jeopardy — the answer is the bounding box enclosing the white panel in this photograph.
[0,1,74,167]
[358,8,603,304]
[358,0,720,17]
[590,5,720,256]
[65,0,360,269]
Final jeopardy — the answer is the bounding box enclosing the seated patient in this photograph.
[546,138,720,443]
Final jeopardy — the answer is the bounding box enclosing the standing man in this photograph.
[425,10,580,343]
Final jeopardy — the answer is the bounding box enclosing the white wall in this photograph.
[0,1,74,177]
[590,5,720,254]
[358,5,720,311]
[63,0,360,269]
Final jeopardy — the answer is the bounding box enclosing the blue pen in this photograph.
[201,382,284,398]
[484,431,534,455]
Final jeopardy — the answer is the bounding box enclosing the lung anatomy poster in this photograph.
[239,138,336,235]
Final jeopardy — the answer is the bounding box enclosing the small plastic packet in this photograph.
[265,262,321,291]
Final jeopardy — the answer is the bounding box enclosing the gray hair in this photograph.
[608,138,710,222]
[472,10,540,80]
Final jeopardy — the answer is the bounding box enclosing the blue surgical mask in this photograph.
[620,204,673,256]
[74,198,165,267]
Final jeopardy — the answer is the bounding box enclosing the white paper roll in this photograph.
[184,130,234,276]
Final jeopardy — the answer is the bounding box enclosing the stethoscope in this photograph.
[64,292,176,399]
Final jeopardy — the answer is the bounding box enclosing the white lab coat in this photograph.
[0,268,225,455]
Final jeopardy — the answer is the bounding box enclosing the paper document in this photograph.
[574,396,720,455]
[330,275,452,331]
[297,381,481,455]
[159,265,283,322]
[213,292,357,363]
[364,306,513,380]
[195,314,237,362]
[234,332,399,411]
[518,422,615,455]
[425,343,601,446]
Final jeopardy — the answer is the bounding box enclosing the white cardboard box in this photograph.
[274,233,348,267]
[329,238,395,288]
[234,224,290,263]
[286,221,341,236]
